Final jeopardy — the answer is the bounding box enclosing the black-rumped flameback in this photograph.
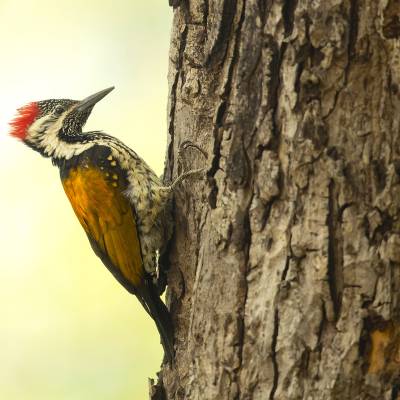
[8,87,189,361]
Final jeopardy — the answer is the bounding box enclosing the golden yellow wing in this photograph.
[62,165,143,289]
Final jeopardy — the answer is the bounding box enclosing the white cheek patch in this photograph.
[26,110,94,160]
[27,114,53,139]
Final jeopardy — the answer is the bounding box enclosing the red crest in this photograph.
[9,102,40,140]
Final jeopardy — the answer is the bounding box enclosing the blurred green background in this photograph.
[0,1,171,399]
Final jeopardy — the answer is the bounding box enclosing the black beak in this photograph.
[76,87,114,113]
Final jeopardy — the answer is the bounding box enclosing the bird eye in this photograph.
[54,105,65,115]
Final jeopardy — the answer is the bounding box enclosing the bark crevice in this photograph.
[327,179,344,320]
[166,20,188,183]
[269,308,280,400]
[207,0,247,208]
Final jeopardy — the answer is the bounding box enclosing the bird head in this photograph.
[9,87,114,157]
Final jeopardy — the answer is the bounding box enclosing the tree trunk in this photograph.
[151,0,400,399]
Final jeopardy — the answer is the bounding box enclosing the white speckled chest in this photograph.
[105,141,174,275]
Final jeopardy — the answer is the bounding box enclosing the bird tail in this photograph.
[136,280,174,362]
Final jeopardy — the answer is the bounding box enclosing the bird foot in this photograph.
[178,140,208,161]
[168,140,207,190]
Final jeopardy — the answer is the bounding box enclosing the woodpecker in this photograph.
[9,87,200,361]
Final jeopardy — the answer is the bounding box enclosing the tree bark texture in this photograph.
[152,1,400,399]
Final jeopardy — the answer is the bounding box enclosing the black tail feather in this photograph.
[136,280,174,362]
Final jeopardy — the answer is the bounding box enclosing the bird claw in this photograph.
[170,140,207,190]
[178,140,208,159]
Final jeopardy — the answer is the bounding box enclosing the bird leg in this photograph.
[169,167,204,191]
[178,140,208,159]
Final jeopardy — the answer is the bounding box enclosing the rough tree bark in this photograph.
[150,1,400,399]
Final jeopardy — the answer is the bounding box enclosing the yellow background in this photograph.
[0,1,171,398]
